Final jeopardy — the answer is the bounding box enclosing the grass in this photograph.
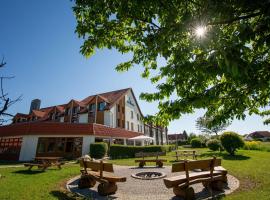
[0,148,270,199]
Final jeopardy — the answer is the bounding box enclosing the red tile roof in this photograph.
[93,123,143,138]
[0,122,142,139]
[81,88,130,105]
[248,131,270,138]
[168,134,186,141]
[32,110,47,118]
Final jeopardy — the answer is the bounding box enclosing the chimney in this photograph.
[29,99,41,114]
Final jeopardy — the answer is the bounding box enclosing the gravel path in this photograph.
[67,165,239,200]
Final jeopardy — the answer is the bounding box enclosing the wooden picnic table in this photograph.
[24,156,64,171]
[173,150,199,161]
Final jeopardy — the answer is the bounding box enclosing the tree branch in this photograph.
[208,12,262,25]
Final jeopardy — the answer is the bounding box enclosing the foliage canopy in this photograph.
[74,0,270,126]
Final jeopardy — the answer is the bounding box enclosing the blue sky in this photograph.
[0,0,269,135]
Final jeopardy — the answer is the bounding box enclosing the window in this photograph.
[55,112,59,120]
[131,111,133,119]
[127,121,129,130]
[117,119,120,127]
[98,102,106,111]
[131,122,134,131]
[88,103,96,111]
[65,108,70,115]
[137,124,140,132]
[122,120,125,128]
[47,139,56,152]
[140,125,143,133]
[73,106,78,114]
[117,104,120,112]
[137,113,139,120]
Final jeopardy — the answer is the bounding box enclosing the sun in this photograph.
[195,26,206,38]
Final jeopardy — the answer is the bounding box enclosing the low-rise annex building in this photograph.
[0,88,168,161]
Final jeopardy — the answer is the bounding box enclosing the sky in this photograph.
[0,0,269,135]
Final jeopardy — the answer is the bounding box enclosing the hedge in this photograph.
[191,138,202,148]
[109,145,174,159]
[90,142,108,159]
[207,139,220,151]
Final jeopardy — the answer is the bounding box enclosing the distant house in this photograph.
[168,133,187,144]
[245,131,270,141]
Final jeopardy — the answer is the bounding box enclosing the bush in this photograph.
[90,142,108,159]
[177,140,189,146]
[243,141,261,150]
[109,145,170,159]
[190,138,202,148]
[207,139,220,151]
[220,132,244,155]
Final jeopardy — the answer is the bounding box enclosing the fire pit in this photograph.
[131,171,166,180]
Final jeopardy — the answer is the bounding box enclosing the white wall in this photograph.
[19,135,39,161]
[104,111,112,127]
[110,105,117,128]
[82,135,95,156]
[78,113,88,123]
[125,90,144,133]
[60,117,64,122]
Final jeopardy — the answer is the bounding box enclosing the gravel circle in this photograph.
[66,165,239,200]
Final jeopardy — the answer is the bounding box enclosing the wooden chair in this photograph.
[79,159,126,196]
[163,157,227,200]
[135,152,167,167]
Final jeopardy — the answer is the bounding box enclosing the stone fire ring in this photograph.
[131,171,166,180]
[66,166,240,200]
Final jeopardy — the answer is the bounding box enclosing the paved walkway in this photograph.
[66,165,239,200]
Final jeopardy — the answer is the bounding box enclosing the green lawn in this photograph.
[0,149,270,199]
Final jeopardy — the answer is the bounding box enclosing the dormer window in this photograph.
[73,106,78,114]
[55,112,59,120]
[98,102,106,111]
[65,108,70,115]
[88,103,96,112]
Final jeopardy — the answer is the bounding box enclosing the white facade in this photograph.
[19,135,39,161]
[18,134,96,161]
[82,135,95,155]
[125,90,144,133]
[78,113,88,123]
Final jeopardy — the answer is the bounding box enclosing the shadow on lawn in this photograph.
[12,170,45,175]
[50,191,83,200]
[200,151,250,161]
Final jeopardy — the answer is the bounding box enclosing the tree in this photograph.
[196,115,231,136]
[187,133,197,144]
[182,130,188,140]
[0,58,21,125]
[74,1,270,126]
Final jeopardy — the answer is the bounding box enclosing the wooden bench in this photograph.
[79,159,126,196]
[173,150,199,161]
[163,157,227,199]
[135,152,167,167]
[24,157,64,171]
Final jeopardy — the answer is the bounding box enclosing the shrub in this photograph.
[190,138,202,148]
[243,141,261,150]
[90,142,108,159]
[177,140,189,146]
[109,145,170,159]
[220,132,244,155]
[207,139,220,151]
